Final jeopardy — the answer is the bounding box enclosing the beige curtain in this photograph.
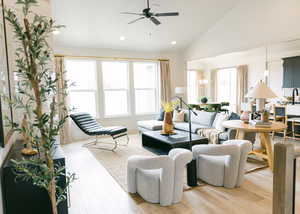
[55,56,71,144]
[196,70,205,98]
[210,69,218,102]
[160,60,172,102]
[236,65,248,113]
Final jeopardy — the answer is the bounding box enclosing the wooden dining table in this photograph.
[222,120,287,171]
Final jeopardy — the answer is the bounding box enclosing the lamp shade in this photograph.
[245,80,277,99]
[175,87,186,95]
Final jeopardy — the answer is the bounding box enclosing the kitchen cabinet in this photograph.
[283,56,300,88]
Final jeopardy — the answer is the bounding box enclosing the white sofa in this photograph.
[127,148,192,206]
[137,111,256,144]
[192,140,252,188]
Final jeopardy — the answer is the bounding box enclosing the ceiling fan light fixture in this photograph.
[171,41,177,45]
[120,36,126,41]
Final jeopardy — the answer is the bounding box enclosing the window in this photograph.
[133,62,159,114]
[65,58,160,118]
[216,67,237,111]
[102,61,129,117]
[66,59,97,116]
[187,70,198,103]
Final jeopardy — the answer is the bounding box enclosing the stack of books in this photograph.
[249,120,272,127]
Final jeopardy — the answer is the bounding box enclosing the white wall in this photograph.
[187,40,300,101]
[183,0,300,102]
[184,0,300,60]
[0,1,52,213]
[54,46,185,141]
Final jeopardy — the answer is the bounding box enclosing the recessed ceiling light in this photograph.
[52,30,61,35]
[171,41,177,45]
[120,36,126,41]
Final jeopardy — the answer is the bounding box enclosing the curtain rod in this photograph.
[54,54,169,62]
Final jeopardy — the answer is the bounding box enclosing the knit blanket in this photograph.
[197,128,223,144]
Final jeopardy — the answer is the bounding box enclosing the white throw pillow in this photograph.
[173,110,185,122]
[213,113,229,131]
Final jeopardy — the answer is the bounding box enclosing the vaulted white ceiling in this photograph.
[52,0,240,52]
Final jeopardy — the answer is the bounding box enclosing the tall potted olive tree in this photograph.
[3,0,75,214]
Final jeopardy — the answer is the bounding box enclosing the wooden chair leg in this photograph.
[283,129,287,143]
[292,121,295,139]
[272,131,275,140]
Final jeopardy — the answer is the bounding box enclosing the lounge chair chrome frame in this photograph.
[83,132,130,151]
[70,112,129,151]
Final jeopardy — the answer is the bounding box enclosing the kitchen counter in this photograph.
[286,104,300,116]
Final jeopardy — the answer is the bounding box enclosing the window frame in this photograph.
[187,70,199,104]
[101,60,131,118]
[216,67,238,112]
[133,61,160,115]
[65,59,99,118]
[65,58,161,119]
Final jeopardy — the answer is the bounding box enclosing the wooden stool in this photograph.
[287,117,300,140]
[271,105,288,140]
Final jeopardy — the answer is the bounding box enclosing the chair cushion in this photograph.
[190,111,217,127]
[136,169,160,203]
[70,113,103,135]
[174,122,209,133]
[70,113,127,136]
[197,154,227,186]
[218,132,229,141]
[137,120,163,131]
[100,126,127,136]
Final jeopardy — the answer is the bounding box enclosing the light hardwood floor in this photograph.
[63,136,300,214]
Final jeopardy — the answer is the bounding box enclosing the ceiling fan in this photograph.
[121,0,179,25]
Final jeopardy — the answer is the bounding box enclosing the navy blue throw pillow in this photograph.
[229,112,240,120]
[157,109,165,121]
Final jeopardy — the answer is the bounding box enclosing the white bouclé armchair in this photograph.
[127,148,192,206]
[192,140,252,188]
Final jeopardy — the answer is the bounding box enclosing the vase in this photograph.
[241,111,250,123]
[162,111,174,134]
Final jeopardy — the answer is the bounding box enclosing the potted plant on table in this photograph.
[199,96,208,104]
[2,1,75,213]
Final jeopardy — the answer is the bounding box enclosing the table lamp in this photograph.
[245,80,277,112]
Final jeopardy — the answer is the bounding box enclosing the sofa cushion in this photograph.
[190,111,217,127]
[174,122,209,133]
[137,120,163,131]
[173,110,185,122]
[157,109,165,121]
[212,113,229,131]
[229,112,240,120]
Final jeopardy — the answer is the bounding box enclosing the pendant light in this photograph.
[264,46,270,85]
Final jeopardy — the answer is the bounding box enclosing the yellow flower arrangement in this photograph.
[161,101,179,112]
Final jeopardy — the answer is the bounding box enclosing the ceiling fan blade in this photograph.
[150,17,161,25]
[155,12,179,17]
[128,17,145,24]
[121,12,144,16]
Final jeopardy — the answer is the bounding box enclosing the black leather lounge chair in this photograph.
[70,112,129,151]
